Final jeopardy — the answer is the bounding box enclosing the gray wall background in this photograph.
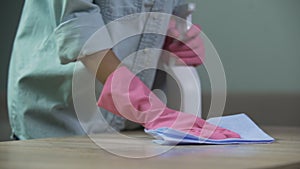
[190,0,300,94]
[0,1,23,93]
[1,0,299,140]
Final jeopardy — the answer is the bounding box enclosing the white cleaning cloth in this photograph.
[145,113,275,145]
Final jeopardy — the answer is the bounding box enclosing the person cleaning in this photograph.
[8,0,240,140]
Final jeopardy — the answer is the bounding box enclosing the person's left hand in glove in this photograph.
[97,65,241,139]
[163,18,205,66]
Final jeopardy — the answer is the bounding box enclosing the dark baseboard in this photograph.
[0,92,11,141]
[0,92,299,141]
[201,92,300,126]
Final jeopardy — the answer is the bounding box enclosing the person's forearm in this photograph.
[80,49,121,84]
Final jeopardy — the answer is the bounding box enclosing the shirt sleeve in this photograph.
[52,0,112,64]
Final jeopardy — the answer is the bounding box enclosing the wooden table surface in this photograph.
[0,126,299,169]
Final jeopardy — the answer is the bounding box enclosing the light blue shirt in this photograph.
[8,0,185,139]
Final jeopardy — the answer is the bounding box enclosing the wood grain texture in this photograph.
[0,127,299,169]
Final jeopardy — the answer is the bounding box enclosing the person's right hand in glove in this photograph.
[163,18,205,66]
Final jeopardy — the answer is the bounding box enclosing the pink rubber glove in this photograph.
[163,18,205,66]
[98,66,240,139]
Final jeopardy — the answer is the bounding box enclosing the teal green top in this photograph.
[8,0,185,139]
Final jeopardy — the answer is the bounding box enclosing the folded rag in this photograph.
[145,113,275,145]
